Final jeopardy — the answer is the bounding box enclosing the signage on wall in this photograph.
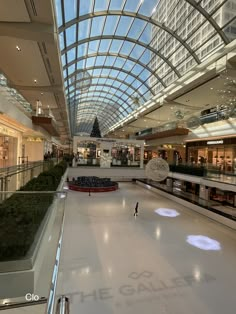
[96,139,116,143]
[207,140,224,145]
[0,126,17,137]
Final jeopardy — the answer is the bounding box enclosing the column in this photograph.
[140,144,144,169]
[73,136,77,153]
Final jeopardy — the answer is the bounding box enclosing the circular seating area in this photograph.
[68,176,119,192]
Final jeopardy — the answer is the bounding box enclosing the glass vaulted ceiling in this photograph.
[55,0,236,135]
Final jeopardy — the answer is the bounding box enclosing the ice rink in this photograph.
[57,182,236,314]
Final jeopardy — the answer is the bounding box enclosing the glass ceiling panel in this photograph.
[77,43,88,57]
[109,0,125,11]
[55,0,62,27]
[79,0,93,15]
[91,16,106,37]
[67,48,76,63]
[115,16,133,36]
[119,41,135,55]
[94,0,109,12]
[129,20,148,40]
[59,33,65,50]
[124,0,140,12]
[129,44,144,59]
[56,0,234,135]
[201,0,227,15]
[64,0,77,23]
[78,20,91,41]
[103,16,119,35]
[88,40,100,53]
[109,40,123,53]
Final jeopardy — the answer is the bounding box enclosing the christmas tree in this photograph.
[90,117,102,138]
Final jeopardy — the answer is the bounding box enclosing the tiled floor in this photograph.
[56,182,236,314]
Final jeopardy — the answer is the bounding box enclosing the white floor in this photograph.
[56,183,236,314]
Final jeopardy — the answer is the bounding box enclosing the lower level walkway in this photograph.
[57,182,236,314]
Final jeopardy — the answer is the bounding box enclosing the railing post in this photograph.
[30,167,34,180]
[56,296,69,314]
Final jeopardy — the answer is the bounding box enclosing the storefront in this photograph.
[186,137,236,173]
[0,124,22,168]
[22,136,44,162]
[73,136,144,168]
[143,144,186,165]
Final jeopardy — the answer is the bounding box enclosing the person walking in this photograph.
[134,202,139,216]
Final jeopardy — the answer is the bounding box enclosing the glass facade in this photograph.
[55,0,236,136]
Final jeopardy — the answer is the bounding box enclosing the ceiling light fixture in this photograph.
[16,45,21,51]
[34,79,37,83]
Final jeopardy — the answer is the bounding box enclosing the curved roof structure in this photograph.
[55,0,236,135]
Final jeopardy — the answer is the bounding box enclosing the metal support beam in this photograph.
[185,0,229,45]
[62,35,181,78]
[66,65,153,95]
[67,74,145,99]
[59,11,200,64]
[64,52,167,87]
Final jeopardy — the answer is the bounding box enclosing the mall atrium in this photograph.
[0,0,236,313]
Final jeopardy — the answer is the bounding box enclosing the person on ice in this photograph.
[134,202,139,216]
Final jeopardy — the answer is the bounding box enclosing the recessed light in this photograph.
[16,45,21,51]
[210,87,214,90]
[41,92,44,95]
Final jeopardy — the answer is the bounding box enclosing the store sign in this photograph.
[97,139,116,143]
[207,140,224,145]
[0,126,17,136]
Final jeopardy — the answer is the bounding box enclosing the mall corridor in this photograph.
[56,183,236,314]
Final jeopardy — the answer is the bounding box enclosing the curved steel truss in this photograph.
[55,0,236,135]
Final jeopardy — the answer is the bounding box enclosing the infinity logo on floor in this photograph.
[128,271,153,280]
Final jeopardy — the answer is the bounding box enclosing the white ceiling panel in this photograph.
[0,0,30,22]
[0,38,50,86]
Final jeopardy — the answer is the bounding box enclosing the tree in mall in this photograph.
[90,117,102,138]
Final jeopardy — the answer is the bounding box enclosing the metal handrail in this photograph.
[0,161,50,177]
[0,298,47,311]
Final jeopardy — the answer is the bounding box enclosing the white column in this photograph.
[140,144,144,169]
[100,142,112,168]
[73,136,77,153]
[17,132,22,165]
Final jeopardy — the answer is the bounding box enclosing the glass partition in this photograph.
[0,191,67,310]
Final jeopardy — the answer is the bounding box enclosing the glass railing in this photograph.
[138,179,236,221]
[0,190,67,312]
[0,161,54,198]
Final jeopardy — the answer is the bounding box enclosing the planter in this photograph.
[0,170,67,298]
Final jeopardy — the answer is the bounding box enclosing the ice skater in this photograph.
[134,202,139,216]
